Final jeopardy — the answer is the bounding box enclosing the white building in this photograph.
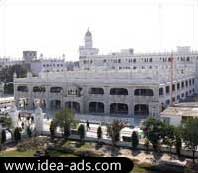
[160,102,198,126]
[0,57,22,69]
[13,30,198,120]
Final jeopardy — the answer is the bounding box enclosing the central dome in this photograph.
[85,29,92,37]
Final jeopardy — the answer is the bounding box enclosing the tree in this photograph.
[142,117,164,151]
[162,123,175,154]
[175,134,182,158]
[173,126,182,158]
[26,126,32,138]
[0,116,12,129]
[131,131,139,149]
[54,108,76,139]
[107,120,125,146]
[1,130,6,144]
[14,127,21,143]
[97,126,102,142]
[182,118,198,164]
[78,124,85,142]
[0,115,13,140]
[49,120,57,140]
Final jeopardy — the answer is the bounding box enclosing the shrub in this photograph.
[1,129,6,144]
[14,127,21,143]
[97,126,102,141]
[49,120,57,139]
[132,131,139,149]
[78,124,85,142]
[27,126,32,138]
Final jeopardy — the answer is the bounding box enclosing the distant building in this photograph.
[160,102,198,126]
[0,58,22,70]
[0,51,79,76]
[79,29,99,57]
[13,30,198,120]
[23,51,37,63]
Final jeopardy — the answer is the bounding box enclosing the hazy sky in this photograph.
[0,0,197,61]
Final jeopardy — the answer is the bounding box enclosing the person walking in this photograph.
[86,120,90,131]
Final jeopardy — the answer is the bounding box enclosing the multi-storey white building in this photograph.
[23,51,79,74]
[13,30,198,119]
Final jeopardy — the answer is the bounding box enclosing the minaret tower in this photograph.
[84,28,92,48]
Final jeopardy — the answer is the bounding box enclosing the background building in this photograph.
[13,30,198,120]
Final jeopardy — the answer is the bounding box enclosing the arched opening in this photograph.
[110,103,128,114]
[50,100,61,109]
[89,88,104,95]
[50,87,63,93]
[134,89,154,96]
[110,88,128,95]
[17,85,28,92]
[134,104,149,116]
[89,102,104,113]
[65,101,80,113]
[33,86,46,92]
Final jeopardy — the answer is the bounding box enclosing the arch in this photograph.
[50,100,61,109]
[50,87,63,93]
[110,88,128,95]
[89,102,104,113]
[17,85,28,92]
[134,89,154,96]
[89,88,104,95]
[33,86,46,92]
[134,104,149,116]
[110,103,128,114]
[65,101,80,113]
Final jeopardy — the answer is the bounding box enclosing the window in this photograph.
[185,80,188,87]
[177,83,180,90]
[33,86,45,92]
[189,79,192,86]
[135,89,154,96]
[110,103,128,114]
[181,81,184,88]
[134,104,149,116]
[89,88,104,95]
[166,86,170,94]
[172,84,175,91]
[110,88,128,95]
[89,102,104,113]
[50,87,63,93]
[159,88,163,96]
[17,86,28,92]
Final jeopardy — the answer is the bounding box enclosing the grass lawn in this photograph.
[0,150,36,157]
